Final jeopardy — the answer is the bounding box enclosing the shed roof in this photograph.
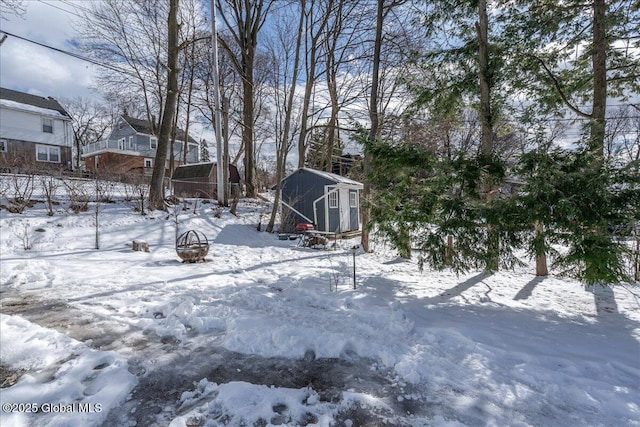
[0,87,70,117]
[285,167,362,186]
[172,162,214,180]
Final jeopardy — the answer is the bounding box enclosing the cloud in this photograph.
[0,1,99,100]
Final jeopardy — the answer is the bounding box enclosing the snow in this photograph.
[0,176,639,426]
[0,99,69,119]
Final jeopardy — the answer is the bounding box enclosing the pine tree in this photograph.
[517,148,637,284]
[200,139,210,162]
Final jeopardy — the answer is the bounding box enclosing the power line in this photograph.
[58,0,95,16]
[0,30,139,78]
[38,0,85,20]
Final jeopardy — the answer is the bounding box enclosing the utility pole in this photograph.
[210,0,224,206]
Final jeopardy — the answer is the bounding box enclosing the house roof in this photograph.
[121,115,198,143]
[291,167,363,186]
[172,162,214,180]
[0,87,70,117]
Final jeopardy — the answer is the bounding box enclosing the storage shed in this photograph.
[280,168,363,233]
[171,162,241,199]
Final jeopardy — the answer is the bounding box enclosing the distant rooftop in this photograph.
[0,87,69,117]
[121,115,197,143]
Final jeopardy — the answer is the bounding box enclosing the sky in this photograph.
[0,0,100,100]
[0,179,639,426]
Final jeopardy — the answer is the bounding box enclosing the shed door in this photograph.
[339,188,350,232]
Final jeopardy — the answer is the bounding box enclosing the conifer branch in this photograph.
[528,53,591,119]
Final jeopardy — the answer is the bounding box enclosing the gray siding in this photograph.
[281,169,334,232]
[280,168,361,233]
[107,121,198,162]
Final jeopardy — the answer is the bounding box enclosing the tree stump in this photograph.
[132,240,149,252]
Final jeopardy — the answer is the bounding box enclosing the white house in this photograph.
[0,87,74,170]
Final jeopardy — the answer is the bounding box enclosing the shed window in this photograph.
[0,139,6,152]
[42,118,53,133]
[328,191,338,208]
[349,191,358,208]
[150,137,158,150]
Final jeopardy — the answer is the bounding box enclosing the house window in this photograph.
[349,191,358,208]
[128,136,135,149]
[118,138,126,150]
[328,191,338,208]
[42,118,54,133]
[144,158,153,168]
[150,137,158,150]
[36,145,61,163]
[0,139,6,152]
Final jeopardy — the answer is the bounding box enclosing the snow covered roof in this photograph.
[0,87,70,118]
[296,167,363,186]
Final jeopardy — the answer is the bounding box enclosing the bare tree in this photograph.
[296,0,332,168]
[60,97,111,170]
[265,4,304,233]
[217,0,275,198]
[149,0,180,210]
[192,32,243,205]
[80,0,170,133]
[361,0,406,253]
[0,0,26,20]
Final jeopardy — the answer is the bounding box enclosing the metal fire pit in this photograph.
[176,230,209,263]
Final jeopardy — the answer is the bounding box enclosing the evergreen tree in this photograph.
[200,139,210,162]
[367,134,522,272]
[516,147,638,284]
[498,0,639,157]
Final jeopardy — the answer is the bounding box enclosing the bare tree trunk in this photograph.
[297,0,331,168]
[591,0,607,158]
[222,96,230,206]
[217,0,273,199]
[183,37,197,165]
[242,66,257,197]
[535,221,548,276]
[361,0,385,253]
[476,0,498,271]
[149,0,180,211]
[266,5,305,233]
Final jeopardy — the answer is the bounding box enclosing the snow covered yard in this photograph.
[0,183,639,426]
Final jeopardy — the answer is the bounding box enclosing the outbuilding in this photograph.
[171,162,241,199]
[279,167,363,234]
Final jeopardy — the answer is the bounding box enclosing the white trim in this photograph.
[328,191,338,208]
[42,117,54,134]
[280,199,314,224]
[36,144,61,163]
[349,190,358,208]
[313,186,341,232]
